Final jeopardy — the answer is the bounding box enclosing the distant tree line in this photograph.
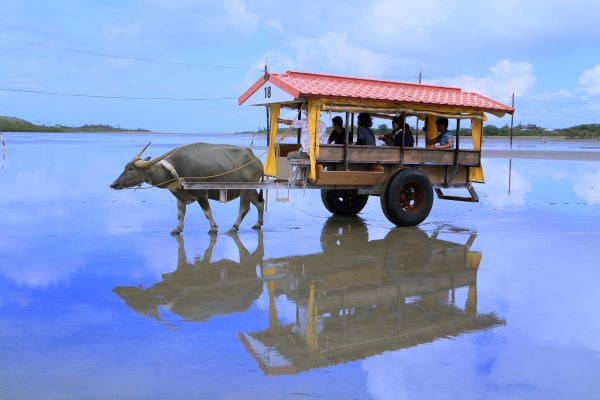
[236,122,600,139]
[0,116,149,133]
[445,123,600,139]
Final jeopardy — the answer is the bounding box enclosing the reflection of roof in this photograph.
[239,70,514,114]
[241,301,504,375]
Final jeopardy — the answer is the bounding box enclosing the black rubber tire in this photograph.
[321,189,369,216]
[320,216,369,253]
[381,168,433,226]
[381,228,432,280]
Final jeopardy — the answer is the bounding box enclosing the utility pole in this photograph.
[415,68,423,146]
[509,92,515,150]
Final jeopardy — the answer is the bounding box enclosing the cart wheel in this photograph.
[321,189,369,216]
[320,216,369,253]
[382,228,432,280]
[381,168,433,226]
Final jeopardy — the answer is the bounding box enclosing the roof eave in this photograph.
[238,73,301,105]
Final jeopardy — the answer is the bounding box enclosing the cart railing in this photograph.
[317,145,480,166]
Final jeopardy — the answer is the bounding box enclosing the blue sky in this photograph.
[2,0,600,132]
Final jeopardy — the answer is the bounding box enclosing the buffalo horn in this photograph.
[132,142,152,162]
[133,147,179,168]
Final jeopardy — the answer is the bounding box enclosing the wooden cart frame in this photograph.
[183,70,514,226]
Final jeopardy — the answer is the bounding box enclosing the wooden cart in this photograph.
[183,70,514,226]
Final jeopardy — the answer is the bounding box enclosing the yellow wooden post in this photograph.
[469,118,485,182]
[305,281,318,351]
[465,283,478,317]
[425,116,437,149]
[262,266,279,330]
[307,98,321,180]
[263,105,280,177]
[466,252,482,270]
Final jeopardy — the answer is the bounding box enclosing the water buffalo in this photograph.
[110,142,264,234]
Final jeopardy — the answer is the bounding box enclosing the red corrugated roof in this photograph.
[239,70,514,114]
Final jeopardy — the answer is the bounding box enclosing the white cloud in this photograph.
[264,20,285,34]
[432,59,536,100]
[573,164,600,203]
[579,64,600,96]
[358,0,600,53]
[361,0,447,51]
[535,88,573,100]
[223,0,261,33]
[291,32,389,77]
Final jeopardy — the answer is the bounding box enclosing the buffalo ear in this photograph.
[143,156,151,161]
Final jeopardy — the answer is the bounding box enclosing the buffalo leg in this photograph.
[171,199,187,235]
[201,234,217,264]
[230,190,251,233]
[197,196,218,234]
[229,231,250,259]
[249,190,264,230]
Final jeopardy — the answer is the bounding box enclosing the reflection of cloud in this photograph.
[482,161,531,208]
[0,201,90,288]
[573,164,600,203]
[362,333,599,399]
[0,289,31,308]
[0,257,84,288]
[362,341,486,400]
[254,288,298,325]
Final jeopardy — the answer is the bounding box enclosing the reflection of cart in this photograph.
[182,70,514,226]
[111,217,505,374]
[240,220,505,375]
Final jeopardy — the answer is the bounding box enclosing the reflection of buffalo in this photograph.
[113,233,264,322]
[114,217,504,374]
[240,216,504,375]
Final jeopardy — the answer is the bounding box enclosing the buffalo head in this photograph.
[110,142,177,189]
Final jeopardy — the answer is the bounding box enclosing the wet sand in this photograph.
[0,133,599,399]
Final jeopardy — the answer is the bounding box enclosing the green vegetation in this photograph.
[0,116,149,133]
[376,123,389,135]
[449,123,600,139]
[557,124,600,139]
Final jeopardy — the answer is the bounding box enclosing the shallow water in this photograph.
[1,133,599,399]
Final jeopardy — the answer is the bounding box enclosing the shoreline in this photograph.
[482,149,600,161]
[4,130,600,141]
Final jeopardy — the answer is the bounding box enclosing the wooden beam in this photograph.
[315,171,386,186]
[317,145,480,166]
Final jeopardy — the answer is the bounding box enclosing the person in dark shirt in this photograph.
[327,116,350,144]
[380,116,414,147]
[393,123,415,147]
[355,113,376,145]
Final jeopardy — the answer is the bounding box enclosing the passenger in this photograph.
[327,116,350,144]
[278,114,326,159]
[394,122,415,147]
[355,113,376,145]
[379,116,414,147]
[427,117,453,149]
